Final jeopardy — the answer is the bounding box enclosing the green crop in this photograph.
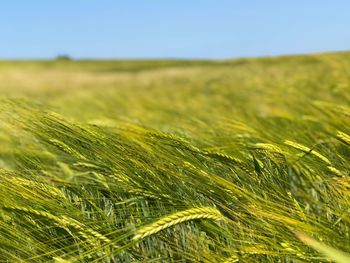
[0,52,349,262]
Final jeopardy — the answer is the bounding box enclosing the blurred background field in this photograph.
[1,52,349,130]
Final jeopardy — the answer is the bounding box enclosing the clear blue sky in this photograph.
[1,1,350,59]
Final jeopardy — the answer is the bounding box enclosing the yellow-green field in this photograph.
[0,53,349,262]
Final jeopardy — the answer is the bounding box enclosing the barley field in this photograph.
[0,53,349,262]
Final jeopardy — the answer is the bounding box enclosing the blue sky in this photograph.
[0,1,349,59]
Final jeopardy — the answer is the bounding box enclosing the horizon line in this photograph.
[0,49,349,62]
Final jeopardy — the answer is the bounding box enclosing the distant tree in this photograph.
[56,54,72,61]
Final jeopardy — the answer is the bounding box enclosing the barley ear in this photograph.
[133,207,225,241]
